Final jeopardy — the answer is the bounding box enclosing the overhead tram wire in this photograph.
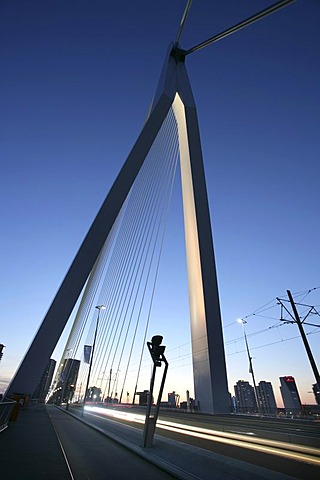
[162,287,320,376]
[140,289,320,381]
[183,0,297,57]
[168,328,320,372]
[169,324,320,371]
[227,330,320,357]
[291,286,320,304]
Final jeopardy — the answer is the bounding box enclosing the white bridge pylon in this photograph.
[6,44,230,414]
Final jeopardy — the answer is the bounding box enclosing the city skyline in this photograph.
[45,360,319,410]
[232,376,316,412]
[1,1,319,407]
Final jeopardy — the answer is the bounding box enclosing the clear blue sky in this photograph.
[1,1,319,406]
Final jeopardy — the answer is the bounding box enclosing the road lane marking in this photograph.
[49,416,75,480]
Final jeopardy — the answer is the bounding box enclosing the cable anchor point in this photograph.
[170,44,187,63]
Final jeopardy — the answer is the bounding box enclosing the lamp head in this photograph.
[148,335,166,365]
[237,318,247,325]
[151,335,163,347]
[96,305,106,311]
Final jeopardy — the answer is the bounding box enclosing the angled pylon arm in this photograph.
[6,83,175,398]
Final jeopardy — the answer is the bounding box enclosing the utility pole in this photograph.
[277,291,320,391]
[82,305,105,416]
[107,368,112,402]
[287,290,320,391]
[238,320,262,416]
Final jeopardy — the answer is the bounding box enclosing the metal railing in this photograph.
[0,400,17,433]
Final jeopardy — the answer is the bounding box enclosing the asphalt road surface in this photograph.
[158,410,320,446]
[73,405,320,480]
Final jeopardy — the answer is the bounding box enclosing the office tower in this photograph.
[257,381,277,414]
[33,358,56,402]
[234,380,257,413]
[279,376,302,413]
[168,391,180,407]
[87,386,102,402]
[49,358,80,404]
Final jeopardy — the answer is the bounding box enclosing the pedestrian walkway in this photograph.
[0,404,174,480]
[0,404,300,480]
[0,404,71,479]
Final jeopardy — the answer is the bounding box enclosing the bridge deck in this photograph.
[0,404,303,480]
[0,404,174,479]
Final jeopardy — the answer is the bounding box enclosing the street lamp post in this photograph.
[143,335,168,448]
[238,319,262,416]
[82,304,106,416]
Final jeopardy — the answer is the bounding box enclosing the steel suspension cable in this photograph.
[53,217,121,393]
[184,0,297,56]
[120,108,180,400]
[94,124,171,386]
[102,112,178,394]
[131,110,180,401]
[92,107,180,392]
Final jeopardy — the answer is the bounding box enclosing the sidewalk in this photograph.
[0,404,174,480]
[0,404,71,479]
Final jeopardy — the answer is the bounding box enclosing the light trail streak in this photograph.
[156,423,320,466]
[84,405,145,423]
[84,406,320,466]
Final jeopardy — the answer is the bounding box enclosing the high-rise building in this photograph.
[33,358,56,402]
[234,380,257,413]
[279,376,302,413]
[257,381,277,414]
[48,358,80,404]
[312,383,320,406]
[168,391,180,408]
[0,344,5,363]
[87,386,102,402]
